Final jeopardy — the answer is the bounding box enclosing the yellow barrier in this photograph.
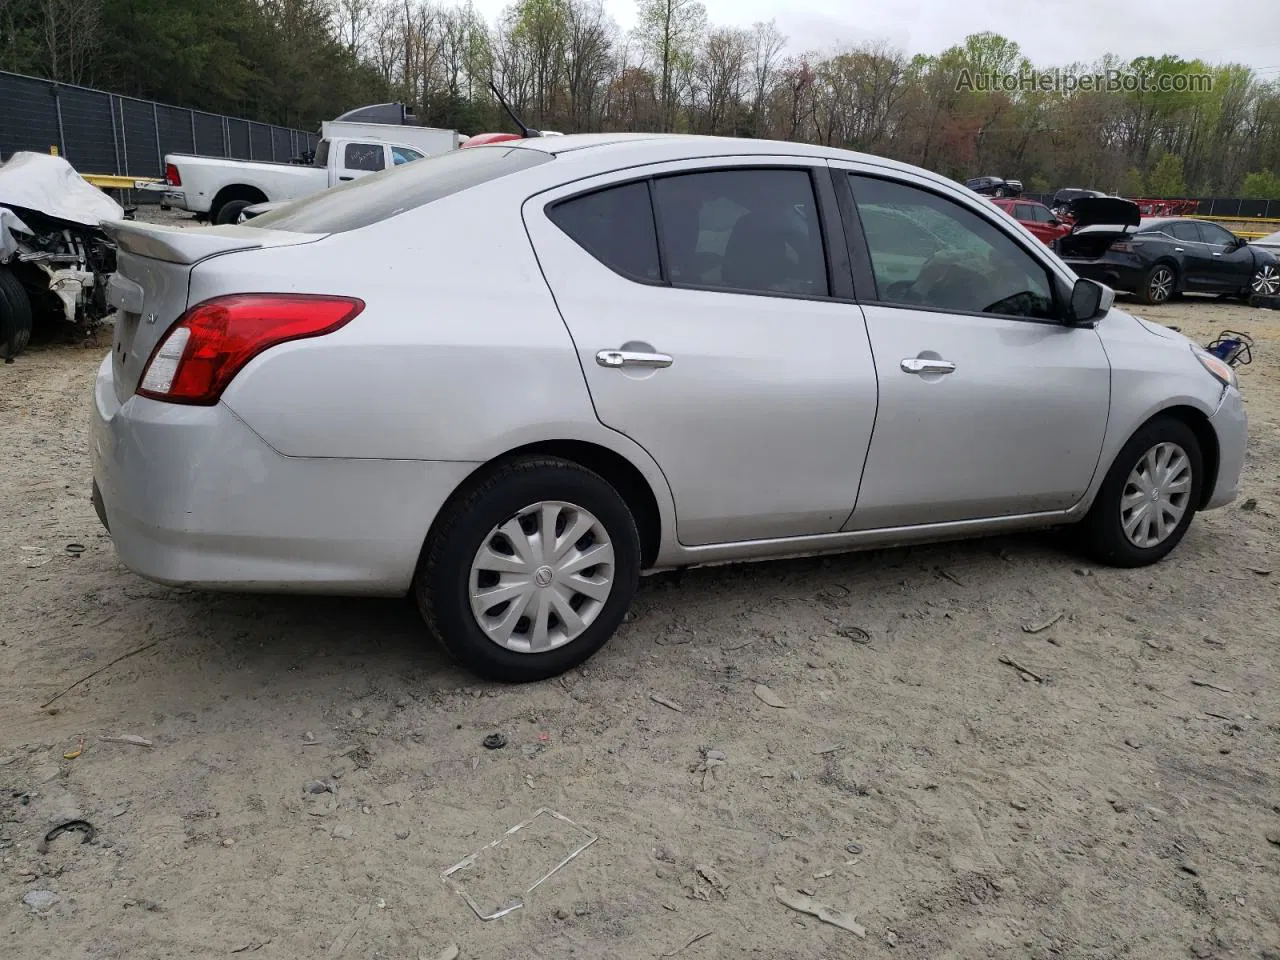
[82,173,161,189]
[1196,214,1280,226]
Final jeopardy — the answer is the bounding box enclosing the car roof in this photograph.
[1139,217,1212,229]
[508,132,939,179]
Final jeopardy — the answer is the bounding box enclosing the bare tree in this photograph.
[748,19,785,136]
[41,0,100,85]
[695,27,746,134]
[635,0,706,132]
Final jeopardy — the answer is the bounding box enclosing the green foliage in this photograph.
[1240,170,1280,198]
[1146,153,1187,197]
[1120,167,1145,196]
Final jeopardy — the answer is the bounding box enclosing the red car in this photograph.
[990,198,1070,245]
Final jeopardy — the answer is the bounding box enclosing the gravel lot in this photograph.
[2,296,1278,960]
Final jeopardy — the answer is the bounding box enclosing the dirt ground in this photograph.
[2,292,1278,960]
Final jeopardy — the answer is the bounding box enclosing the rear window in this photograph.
[248,145,552,234]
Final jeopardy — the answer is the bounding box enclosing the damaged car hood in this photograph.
[0,151,124,226]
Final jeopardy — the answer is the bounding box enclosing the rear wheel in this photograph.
[415,457,641,682]
[1138,263,1177,305]
[1078,416,1202,567]
[0,267,33,359]
[214,199,253,226]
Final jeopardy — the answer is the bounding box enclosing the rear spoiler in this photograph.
[101,220,321,265]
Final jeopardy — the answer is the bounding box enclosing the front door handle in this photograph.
[901,357,956,375]
[596,349,673,369]
[339,175,354,181]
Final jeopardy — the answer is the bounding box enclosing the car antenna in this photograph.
[488,80,542,138]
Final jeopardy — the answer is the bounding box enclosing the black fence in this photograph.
[1020,192,1280,220]
[0,70,320,179]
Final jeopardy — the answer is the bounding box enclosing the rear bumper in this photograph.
[1064,259,1146,293]
[90,354,478,594]
[1204,386,1247,510]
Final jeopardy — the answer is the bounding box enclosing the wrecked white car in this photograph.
[1,152,121,358]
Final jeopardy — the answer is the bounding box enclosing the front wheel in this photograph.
[1138,263,1177,305]
[415,457,641,682]
[0,267,33,359]
[1248,263,1279,298]
[1077,417,1202,567]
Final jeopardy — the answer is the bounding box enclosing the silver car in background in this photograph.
[91,134,1247,682]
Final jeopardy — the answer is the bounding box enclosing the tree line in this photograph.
[3,0,1279,197]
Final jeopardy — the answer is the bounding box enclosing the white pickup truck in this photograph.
[161,124,458,224]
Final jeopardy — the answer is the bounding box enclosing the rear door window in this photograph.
[650,168,829,297]
[343,142,386,172]
[1014,203,1035,221]
[548,181,661,282]
[247,146,552,234]
[1171,221,1203,243]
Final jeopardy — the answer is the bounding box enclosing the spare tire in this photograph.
[0,267,33,359]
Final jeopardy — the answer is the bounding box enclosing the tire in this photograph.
[1077,416,1203,567]
[214,199,253,225]
[1247,262,1279,299]
[0,267,33,359]
[415,457,641,682]
[1138,263,1177,305]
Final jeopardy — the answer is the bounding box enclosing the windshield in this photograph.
[249,145,551,234]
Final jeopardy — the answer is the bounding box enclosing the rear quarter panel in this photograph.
[204,187,589,460]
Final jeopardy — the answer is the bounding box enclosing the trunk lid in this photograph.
[103,220,323,403]
[1056,198,1142,259]
[1066,196,1141,229]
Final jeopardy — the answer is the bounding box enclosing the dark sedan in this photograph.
[1056,200,1280,305]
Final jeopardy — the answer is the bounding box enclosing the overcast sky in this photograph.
[466,0,1280,73]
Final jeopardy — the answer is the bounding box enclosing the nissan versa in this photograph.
[91,134,1247,682]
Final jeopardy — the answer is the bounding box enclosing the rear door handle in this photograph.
[596,349,673,369]
[901,357,956,375]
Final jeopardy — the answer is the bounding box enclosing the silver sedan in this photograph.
[91,134,1247,681]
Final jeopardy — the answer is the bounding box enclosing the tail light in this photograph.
[1110,240,1135,253]
[164,163,182,186]
[137,294,364,405]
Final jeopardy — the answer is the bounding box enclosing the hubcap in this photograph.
[468,501,615,654]
[1120,442,1192,548]
[1149,268,1173,302]
[1252,264,1279,296]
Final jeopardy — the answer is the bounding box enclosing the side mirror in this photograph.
[1066,277,1112,324]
